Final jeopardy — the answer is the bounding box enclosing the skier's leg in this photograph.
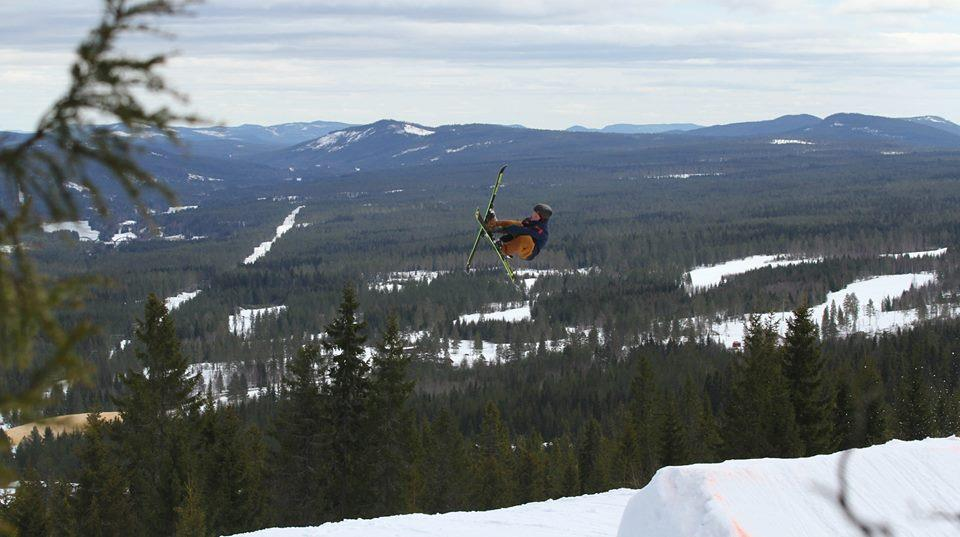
[501,235,534,260]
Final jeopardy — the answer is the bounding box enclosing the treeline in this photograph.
[6,293,960,535]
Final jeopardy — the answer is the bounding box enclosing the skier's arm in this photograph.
[489,219,523,229]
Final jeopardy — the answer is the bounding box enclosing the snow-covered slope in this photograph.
[230,489,637,537]
[231,438,959,537]
[618,437,960,537]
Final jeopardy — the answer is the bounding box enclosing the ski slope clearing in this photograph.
[230,489,636,537]
[164,290,201,312]
[618,437,960,537]
[244,205,305,265]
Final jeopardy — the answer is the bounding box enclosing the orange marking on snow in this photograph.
[733,521,752,537]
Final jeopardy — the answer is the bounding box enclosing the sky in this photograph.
[2,0,960,131]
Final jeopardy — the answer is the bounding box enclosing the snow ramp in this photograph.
[618,437,960,537]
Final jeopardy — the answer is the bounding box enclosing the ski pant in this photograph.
[487,219,535,260]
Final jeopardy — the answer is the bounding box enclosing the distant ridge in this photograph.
[688,114,822,137]
[567,123,702,134]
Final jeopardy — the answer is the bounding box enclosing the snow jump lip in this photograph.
[616,437,960,537]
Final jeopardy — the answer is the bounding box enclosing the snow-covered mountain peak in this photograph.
[304,127,376,152]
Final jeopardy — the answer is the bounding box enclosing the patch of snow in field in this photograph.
[371,270,447,292]
[66,181,88,192]
[164,205,198,214]
[108,231,136,245]
[685,254,820,292]
[695,272,938,346]
[446,339,503,366]
[458,303,531,324]
[882,247,947,259]
[243,206,305,265]
[164,290,201,312]
[42,221,100,241]
[515,267,598,290]
[618,437,960,537]
[769,139,813,145]
[231,487,635,537]
[228,306,286,337]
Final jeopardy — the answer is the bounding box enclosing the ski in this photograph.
[465,165,507,270]
[474,210,520,286]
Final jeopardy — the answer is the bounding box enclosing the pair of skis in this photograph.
[466,165,520,287]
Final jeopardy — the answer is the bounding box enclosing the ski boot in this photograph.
[483,209,496,231]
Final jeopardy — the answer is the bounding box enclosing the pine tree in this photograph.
[578,418,609,494]
[694,396,723,462]
[114,294,200,536]
[421,410,470,513]
[612,410,643,488]
[196,406,267,535]
[473,401,514,509]
[832,374,857,451]
[859,358,889,446]
[629,356,661,482]
[321,285,372,520]
[660,395,689,467]
[174,480,207,537]
[4,476,49,537]
[546,433,580,498]
[272,343,325,525]
[368,314,415,516]
[897,356,934,440]
[75,412,136,536]
[722,315,801,458]
[782,304,832,455]
[515,433,548,503]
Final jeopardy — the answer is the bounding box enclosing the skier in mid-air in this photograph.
[483,203,552,260]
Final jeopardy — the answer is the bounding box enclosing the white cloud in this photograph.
[2,0,960,130]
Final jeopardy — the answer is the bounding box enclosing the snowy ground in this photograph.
[684,249,945,294]
[164,290,201,312]
[232,438,960,537]
[694,272,938,346]
[42,221,99,241]
[881,247,948,259]
[244,206,305,265]
[230,489,637,537]
[370,270,447,292]
[618,437,960,537]
[684,254,820,293]
[228,306,287,337]
[457,302,531,324]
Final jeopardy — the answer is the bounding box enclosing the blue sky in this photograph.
[2,0,960,131]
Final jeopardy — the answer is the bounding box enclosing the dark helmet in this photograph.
[534,203,553,220]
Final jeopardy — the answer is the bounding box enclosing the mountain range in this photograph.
[5,113,960,196]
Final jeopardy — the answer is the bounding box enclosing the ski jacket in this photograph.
[502,218,549,260]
